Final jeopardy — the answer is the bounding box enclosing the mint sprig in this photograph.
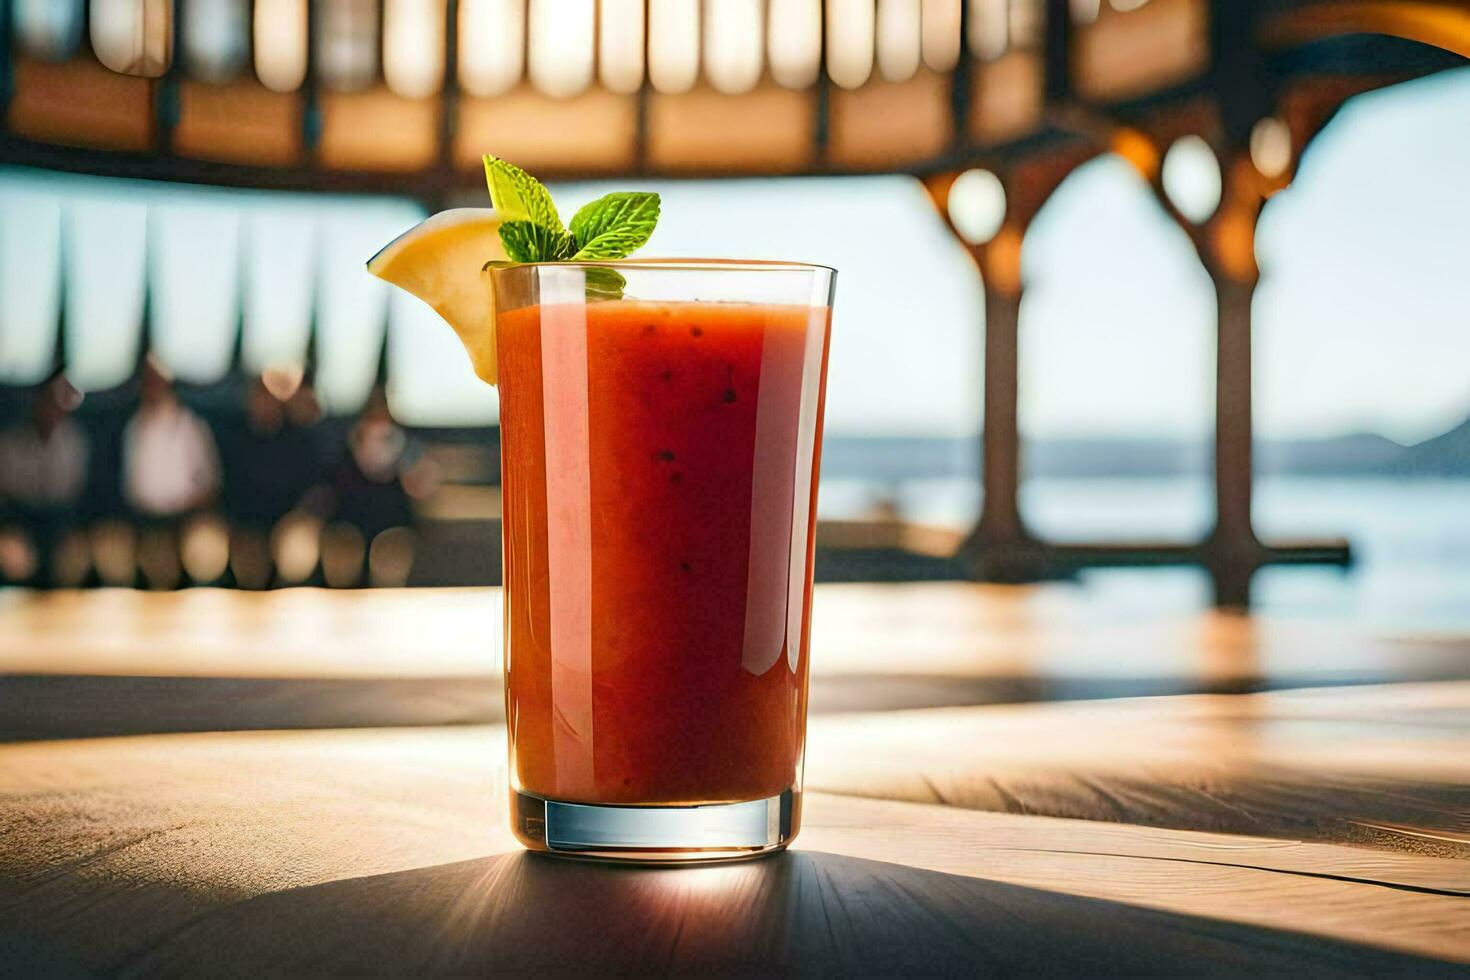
[569,192,660,260]
[498,220,573,263]
[483,157,565,236]
[483,156,660,271]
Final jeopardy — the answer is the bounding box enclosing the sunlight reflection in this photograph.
[383,0,446,98]
[920,0,962,71]
[528,0,594,98]
[458,0,525,97]
[827,0,877,88]
[649,0,701,94]
[768,0,822,88]
[253,0,308,92]
[598,0,646,93]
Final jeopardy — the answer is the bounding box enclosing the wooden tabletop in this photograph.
[6,584,1470,737]
[2,587,1468,974]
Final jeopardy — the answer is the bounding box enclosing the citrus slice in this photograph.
[367,208,505,385]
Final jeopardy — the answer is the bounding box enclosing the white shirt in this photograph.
[122,403,221,517]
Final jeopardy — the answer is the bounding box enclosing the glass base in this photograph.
[510,788,799,863]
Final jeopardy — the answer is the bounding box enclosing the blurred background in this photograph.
[0,0,1467,631]
[5,8,1470,960]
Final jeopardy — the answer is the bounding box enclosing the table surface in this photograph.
[7,583,1470,736]
[2,586,1469,975]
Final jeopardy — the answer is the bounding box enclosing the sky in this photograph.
[0,66,1466,443]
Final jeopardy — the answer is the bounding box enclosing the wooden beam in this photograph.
[0,0,13,112]
[1260,0,1470,60]
[1043,0,1073,104]
[434,0,461,203]
[153,0,185,152]
[301,0,322,155]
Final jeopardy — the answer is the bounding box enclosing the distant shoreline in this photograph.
[819,426,1470,481]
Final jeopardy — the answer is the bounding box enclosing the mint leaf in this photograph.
[569,192,660,260]
[484,156,564,234]
[584,267,628,300]
[498,220,575,263]
[482,159,658,272]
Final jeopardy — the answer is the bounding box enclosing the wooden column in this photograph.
[1146,145,1267,607]
[1205,158,1267,607]
[1213,276,1254,539]
[1209,271,1259,607]
[923,151,1093,581]
[973,230,1028,559]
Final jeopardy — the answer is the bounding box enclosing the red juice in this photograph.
[498,299,831,807]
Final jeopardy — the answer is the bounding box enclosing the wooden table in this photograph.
[6,584,1469,737]
[2,587,1468,974]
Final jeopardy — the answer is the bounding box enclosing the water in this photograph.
[818,476,1470,631]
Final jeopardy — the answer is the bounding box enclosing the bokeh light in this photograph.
[827,0,877,89]
[253,0,308,93]
[1162,135,1222,224]
[876,0,922,83]
[649,0,701,94]
[947,168,1008,245]
[1251,117,1293,180]
[383,0,446,99]
[528,0,594,99]
[705,0,764,95]
[458,0,525,97]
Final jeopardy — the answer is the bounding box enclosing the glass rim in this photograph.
[496,258,837,275]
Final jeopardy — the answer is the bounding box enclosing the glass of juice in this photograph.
[492,259,835,862]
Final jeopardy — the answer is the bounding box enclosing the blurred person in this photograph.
[0,372,90,586]
[274,374,334,585]
[317,386,427,587]
[0,530,37,583]
[121,359,222,588]
[219,371,331,588]
[285,374,324,429]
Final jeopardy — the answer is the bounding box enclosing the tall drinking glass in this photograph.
[492,260,835,861]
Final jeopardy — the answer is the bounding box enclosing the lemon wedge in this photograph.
[367,208,505,385]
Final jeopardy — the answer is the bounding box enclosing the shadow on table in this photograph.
[112,850,1451,976]
[0,671,1291,741]
[0,674,499,740]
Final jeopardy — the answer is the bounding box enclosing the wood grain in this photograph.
[3,588,1469,973]
[7,585,1466,686]
[806,683,1470,857]
[1,727,1466,971]
[5,585,1470,736]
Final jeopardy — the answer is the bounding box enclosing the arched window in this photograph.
[90,0,172,77]
[1019,154,1213,542]
[1253,68,1470,622]
[12,0,84,61]
[183,0,249,82]
[318,0,381,93]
